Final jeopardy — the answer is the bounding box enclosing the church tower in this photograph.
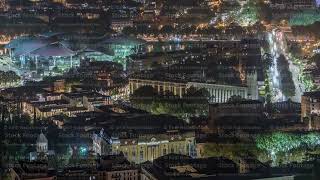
[246,70,258,100]
[36,131,48,153]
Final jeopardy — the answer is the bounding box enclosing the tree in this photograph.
[130,85,157,104]
[184,87,210,104]
[310,54,320,68]
[228,95,245,103]
[52,66,60,73]
[277,54,295,97]
[129,86,209,118]
[265,52,273,65]
[235,0,259,26]
[0,71,20,86]
[256,132,320,165]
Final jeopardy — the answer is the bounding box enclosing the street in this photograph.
[267,29,305,102]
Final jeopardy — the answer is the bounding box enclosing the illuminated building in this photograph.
[5,35,77,71]
[36,132,48,153]
[129,78,250,102]
[0,0,8,11]
[270,0,317,9]
[301,91,320,120]
[101,36,146,60]
[111,19,134,32]
[5,34,140,72]
[78,48,114,62]
[208,0,222,9]
[22,91,112,120]
[29,132,55,161]
[129,78,187,98]
[93,129,197,164]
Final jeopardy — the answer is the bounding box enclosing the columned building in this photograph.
[93,129,197,164]
[129,78,187,98]
[187,82,248,103]
[129,78,250,103]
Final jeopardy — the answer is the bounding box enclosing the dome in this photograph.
[37,132,48,144]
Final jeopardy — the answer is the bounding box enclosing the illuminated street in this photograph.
[268,29,305,102]
[268,30,284,102]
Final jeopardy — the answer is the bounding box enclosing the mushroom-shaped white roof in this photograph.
[6,37,51,56]
[30,42,75,57]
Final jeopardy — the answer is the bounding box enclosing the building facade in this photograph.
[301,91,320,120]
[270,0,316,9]
[93,129,197,164]
[129,78,187,98]
[23,91,112,120]
[129,78,250,102]
[187,82,248,103]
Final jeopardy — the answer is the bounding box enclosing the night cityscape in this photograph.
[2,0,320,179]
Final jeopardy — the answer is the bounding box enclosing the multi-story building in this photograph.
[101,36,146,63]
[111,19,134,32]
[29,132,55,161]
[301,91,320,120]
[23,91,112,120]
[188,82,249,103]
[92,129,197,164]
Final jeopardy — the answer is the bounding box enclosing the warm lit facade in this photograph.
[129,78,187,97]
[97,169,139,180]
[129,78,250,102]
[93,129,197,164]
[23,92,112,120]
[187,82,249,103]
[111,19,134,32]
